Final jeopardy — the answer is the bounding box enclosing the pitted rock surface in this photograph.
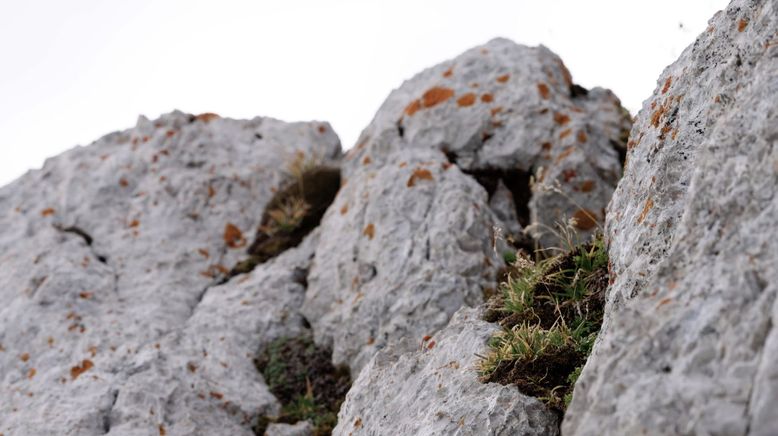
[564,1,778,434]
[333,307,559,436]
[344,37,630,246]
[0,111,340,435]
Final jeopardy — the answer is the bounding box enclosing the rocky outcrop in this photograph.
[0,111,340,435]
[564,0,778,434]
[334,307,558,436]
[303,38,631,375]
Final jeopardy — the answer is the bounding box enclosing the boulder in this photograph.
[333,307,559,436]
[304,38,631,376]
[564,0,778,434]
[0,111,340,435]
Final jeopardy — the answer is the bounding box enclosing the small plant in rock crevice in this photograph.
[254,336,351,436]
[480,220,608,415]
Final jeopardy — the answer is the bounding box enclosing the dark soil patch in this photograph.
[254,336,351,435]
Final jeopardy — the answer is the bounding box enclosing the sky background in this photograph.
[0,0,728,187]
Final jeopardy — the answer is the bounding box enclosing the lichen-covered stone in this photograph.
[564,1,778,434]
[303,149,502,374]
[345,37,630,246]
[334,307,558,436]
[0,111,340,435]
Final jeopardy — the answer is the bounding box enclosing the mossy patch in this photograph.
[480,234,607,414]
[254,336,351,436]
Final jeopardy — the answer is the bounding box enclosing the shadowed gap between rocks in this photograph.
[226,166,341,279]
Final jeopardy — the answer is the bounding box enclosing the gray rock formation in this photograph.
[304,37,631,376]
[334,307,559,436]
[564,0,778,434]
[343,37,630,247]
[0,111,340,435]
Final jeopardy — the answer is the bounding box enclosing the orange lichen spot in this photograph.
[187,362,198,373]
[362,156,372,165]
[537,83,550,99]
[577,130,588,143]
[404,99,422,116]
[207,185,216,198]
[363,223,375,240]
[541,142,553,152]
[559,129,572,139]
[79,292,93,299]
[119,178,129,187]
[20,353,30,362]
[580,180,595,192]
[70,359,94,380]
[637,197,654,224]
[422,87,455,108]
[456,93,477,107]
[354,417,363,429]
[490,106,503,116]
[738,19,748,32]
[209,391,224,400]
[47,337,54,347]
[40,208,56,217]
[480,93,494,103]
[223,223,246,248]
[159,424,167,436]
[650,104,668,128]
[27,368,36,379]
[442,67,453,78]
[198,248,209,259]
[555,146,576,163]
[671,128,679,140]
[195,113,220,122]
[427,340,436,349]
[553,112,570,125]
[496,74,510,83]
[661,77,673,94]
[340,204,349,215]
[128,219,140,228]
[562,169,577,182]
[317,125,327,134]
[572,209,598,231]
[407,168,434,187]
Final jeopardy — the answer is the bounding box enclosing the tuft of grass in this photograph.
[262,196,311,235]
[479,227,608,413]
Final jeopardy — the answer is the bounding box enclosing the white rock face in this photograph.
[564,0,778,434]
[0,111,340,435]
[334,307,559,436]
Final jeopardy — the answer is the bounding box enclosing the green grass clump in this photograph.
[479,229,608,413]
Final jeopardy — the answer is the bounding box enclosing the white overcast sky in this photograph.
[0,0,728,187]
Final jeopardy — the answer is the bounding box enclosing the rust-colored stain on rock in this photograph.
[661,77,673,94]
[537,83,550,99]
[553,112,570,125]
[580,180,595,192]
[363,223,375,240]
[442,67,453,78]
[40,208,56,217]
[223,223,246,248]
[340,204,349,215]
[422,87,455,108]
[638,197,654,224]
[496,74,510,83]
[577,130,588,143]
[407,168,434,187]
[738,19,748,32]
[405,99,421,116]
[572,209,599,231]
[481,93,494,103]
[195,113,220,122]
[456,93,477,107]
[70,359,94,380]
[362,156,372,165]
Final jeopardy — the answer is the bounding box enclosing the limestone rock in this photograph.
[0,111,340,435]
[334,307,558,436]
[344,37,630,246]
[265,421,313,436]
[303,149,502,374]
[564,0,778,434]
